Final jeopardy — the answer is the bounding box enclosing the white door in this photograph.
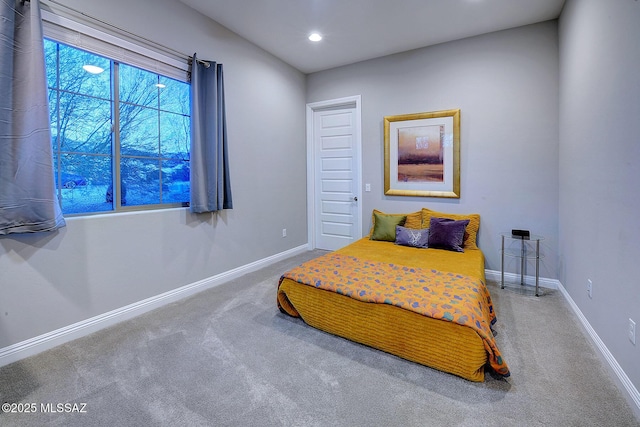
[312,105,360,251]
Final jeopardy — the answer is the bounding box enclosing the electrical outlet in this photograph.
[365,183,371,192]
[587,279,592,299]
[282,228,287,238]
[629,319,636,345]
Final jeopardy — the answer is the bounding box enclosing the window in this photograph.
[44,39,191,215]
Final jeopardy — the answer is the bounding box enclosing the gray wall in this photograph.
[0,0,307,348]
[559,0,640,396]
[3,0,637,405]
[307,22,560,277]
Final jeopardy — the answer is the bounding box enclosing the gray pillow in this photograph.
[395,225,429,248]
[428,217,469,252]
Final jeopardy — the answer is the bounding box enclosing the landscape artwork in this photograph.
[397,125,444,182]
[384,109,460,198]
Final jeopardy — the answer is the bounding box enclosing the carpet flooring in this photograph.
[1,249,638,426]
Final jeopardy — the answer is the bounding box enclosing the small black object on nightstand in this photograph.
[511,229,530,240]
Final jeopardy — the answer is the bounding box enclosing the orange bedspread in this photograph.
[278,252,509,377]
[277,238,509,380]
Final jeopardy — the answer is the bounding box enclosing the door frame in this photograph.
[306,95,363,250]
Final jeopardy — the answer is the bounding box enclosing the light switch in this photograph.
[365,183,371,192]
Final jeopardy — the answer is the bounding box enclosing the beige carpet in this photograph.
[1,249,638,426]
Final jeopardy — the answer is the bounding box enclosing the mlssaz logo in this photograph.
[40,403,88,413]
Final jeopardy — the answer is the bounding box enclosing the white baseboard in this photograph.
[487,269,639,417]
[0,244,309,368]
[555,281,640,418]
[485,269,559,290]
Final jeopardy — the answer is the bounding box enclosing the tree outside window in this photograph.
[45,39,190,215]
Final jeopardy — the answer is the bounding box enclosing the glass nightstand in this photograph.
[500,233,544,296]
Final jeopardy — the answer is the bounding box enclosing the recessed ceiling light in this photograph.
[308,33,322,42]
[82,65,104,74]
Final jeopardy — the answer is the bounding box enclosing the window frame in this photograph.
[42,10,191,216]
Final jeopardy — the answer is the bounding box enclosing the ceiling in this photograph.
[178,0,566,74]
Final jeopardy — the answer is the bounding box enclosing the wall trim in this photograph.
[0,244,308,368]
[555,281,640,418]
[484,269,559,290]
[487,269,638,417]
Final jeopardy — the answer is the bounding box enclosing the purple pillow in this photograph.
[428,217,470,252]
[395,225,429,248]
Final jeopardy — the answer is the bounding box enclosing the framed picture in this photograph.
[384,109,460,198]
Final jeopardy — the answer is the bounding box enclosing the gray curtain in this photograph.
[190,54,232,213]
[0,0,65,235]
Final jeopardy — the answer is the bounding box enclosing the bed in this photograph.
[277,208,510,382]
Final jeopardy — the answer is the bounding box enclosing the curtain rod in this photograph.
[40,0,210,68]
[189,58,211,68]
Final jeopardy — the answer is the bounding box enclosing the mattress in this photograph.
[277,238,509,381]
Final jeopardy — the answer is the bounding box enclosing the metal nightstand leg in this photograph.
[501,235,505,289]
[535,238,540,297]
[520,237,526,286]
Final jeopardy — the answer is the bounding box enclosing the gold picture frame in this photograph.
[384,109,460,198]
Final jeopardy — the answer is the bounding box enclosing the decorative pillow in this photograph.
[395,225,429,248]
[421,208,480,250]
[428,217,469,252]
[370,209,421,235]
[403,211,423,229]
[370,211,406,241]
